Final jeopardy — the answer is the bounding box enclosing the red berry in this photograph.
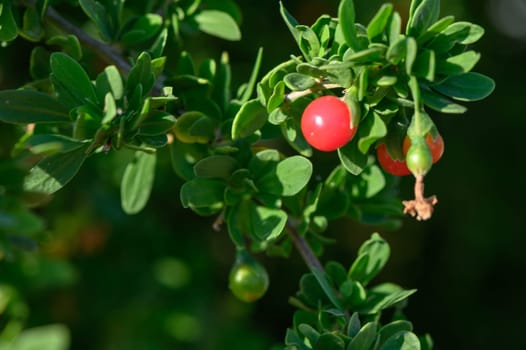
[376,143,412,176]
[403,133,444,164]
[377,133,444,177]
[301,96,356,152]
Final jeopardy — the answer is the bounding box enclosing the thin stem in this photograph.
[44,6,164,94]
[285,83,342,102]
[414,174,425,201]
[287,221,324,272]
[45,7,132,73]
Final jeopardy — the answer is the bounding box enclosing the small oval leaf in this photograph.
[0,90,70,124]
[231,99,268,139]
[121,150,157,214]
[194,10,241,41]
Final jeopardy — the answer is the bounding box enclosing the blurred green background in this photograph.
[1,0,525,349]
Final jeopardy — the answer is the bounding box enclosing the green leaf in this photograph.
[24,144,89,194]
[285,329,311,350]
[413,49,435,81]
[1,207,45,237]
[386,37,407,65]
[279,115,312,158]
[30,46,51,80]
[121,14,162,45]
[79,0,113,41]
[431,72,495,101]
[360,283,417,314]
[367,4,393,42]
[323,62,354,87]
[226,204,247,248]
[20,7,44,41]
[232,99,268,139]
[352,164,386,199]
[0,1,18,42]
[347,312,361,337]
[138,111,176,136]
[193,10,241,41]
[436,50,480,76]
[249,149,280,175]
[0,90,70,124]
[50,52,99,106]
[348,322,378,350]
[408,0,424,21]
[149,27,168,58]
[213,52,232,111]
[9,324,70,350]
[376,75,397,87]
[175,51,195,75]
[337,139,368,175]
[428,21,485,53]
[284,73,317,91]
[96,65,124,101]
[279,1,301,48]
[421,85,467,114]
[416,16,455,45]
[338,0,361,51]
[406,37,417,75]
[127,51,155,97]
[358,113,388,154]
[169,140,208,180]
[349,233,390,285]
[311,268,345,310]
[380,331,421,350]
[406,0,440,38]
[151,57,167,79]
[121,150,156,214]
[419,334,434,350]
[194,155,238,179]
[239,47,264,103]
[249,204,287,241]
[379,321,414,346]
[180,178,225,214]
[25,134,88,155]
[102,92,116,124]
[139,134,168,148]
[315,333,345,350]
[174,111,215,144]
[297,25,321,59]
[298,324,320,346]
[267,81,286,112]
[387,11,401,45]
[47,34,83,61]
[257,156,313,197]
[345,47,386,65]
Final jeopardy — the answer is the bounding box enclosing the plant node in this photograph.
[402,174,437,221]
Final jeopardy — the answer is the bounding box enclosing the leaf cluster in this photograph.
[0,0,497,347]
[246,0,495,173]
[284,233,432,350]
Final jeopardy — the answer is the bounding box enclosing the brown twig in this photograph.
[44,6,164,95]
[45,7,132,73]
[287,221,324,272]
[402,174,438,221]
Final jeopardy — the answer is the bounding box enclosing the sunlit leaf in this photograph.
[121,150,157,214]
[24,145,89,194]
[194,10,241,41]
[0,90,70,124]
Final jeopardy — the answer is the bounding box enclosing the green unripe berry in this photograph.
[229,250,269,302]
[406,138,433,176]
